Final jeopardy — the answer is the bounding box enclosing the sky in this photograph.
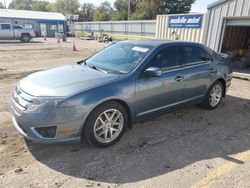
[2,0,218,13]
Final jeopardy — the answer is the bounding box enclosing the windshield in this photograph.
[85,42,154,73]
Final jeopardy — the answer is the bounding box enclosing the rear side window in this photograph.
[180,46,210,65]
[147,46,180,69]
[1,24,11,30]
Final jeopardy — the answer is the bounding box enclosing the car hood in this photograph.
[19,64,119,97]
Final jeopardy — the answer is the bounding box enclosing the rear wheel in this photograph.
[83,101,128,147]
[201,81,224,110]
[21,34,31,42]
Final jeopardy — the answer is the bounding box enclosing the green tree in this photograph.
[47,3,57,12]
[8,0,34,10]
[54,0,80,15]
[158,0,196,14]
[94,1,113,21]
[79,3,96,21]
[131,0,196,20]
[0,2,5,8]
[112,0,128,21]
[32,1,50,11]
[131,0,158,20]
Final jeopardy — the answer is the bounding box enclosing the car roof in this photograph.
[119,40,202,47]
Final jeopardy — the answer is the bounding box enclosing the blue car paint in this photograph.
[11,40,233,143]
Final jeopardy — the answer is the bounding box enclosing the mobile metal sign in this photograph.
[168,14,203,28]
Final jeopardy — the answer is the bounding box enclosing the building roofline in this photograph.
[0,9,66,21]
[207,0,229,9]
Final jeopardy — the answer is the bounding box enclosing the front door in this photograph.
[135,46,184,117]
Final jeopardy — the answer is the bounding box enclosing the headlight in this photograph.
[26,97,65,112]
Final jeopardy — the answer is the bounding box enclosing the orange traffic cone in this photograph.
[72,40,78,51]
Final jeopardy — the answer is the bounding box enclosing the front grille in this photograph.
[12,86,34,112]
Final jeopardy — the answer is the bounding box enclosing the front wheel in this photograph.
[21,34,31,42]
[83,101,128,147]
[201,81,224,110]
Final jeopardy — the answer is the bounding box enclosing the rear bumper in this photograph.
[226,73,233,89]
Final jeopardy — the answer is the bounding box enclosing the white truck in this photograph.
[0,23,36,42]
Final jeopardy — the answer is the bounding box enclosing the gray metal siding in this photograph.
[73,20,156,37]
[206,0,250,52]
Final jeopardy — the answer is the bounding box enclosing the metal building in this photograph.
[0,9,66,37]
[204,0,250,52]
[156,14,206,43]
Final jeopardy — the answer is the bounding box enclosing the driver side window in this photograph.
[145,46,180,70]
[139,46,180,79]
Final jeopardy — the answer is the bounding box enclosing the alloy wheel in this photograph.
[209,84,222,107]
[93,109,124,143]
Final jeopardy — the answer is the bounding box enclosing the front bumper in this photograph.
[30,32,36,38]
[11,98,90,144]
[10,85,93,144]
[12,115,81,144]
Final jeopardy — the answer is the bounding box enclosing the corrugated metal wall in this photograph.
[205,0,250,52]
[73,20,156,37]
[155,14,206,43]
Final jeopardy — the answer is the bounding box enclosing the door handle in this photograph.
[175,75,184,82]
[209,68,216,74]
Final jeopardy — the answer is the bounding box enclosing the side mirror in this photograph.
[145,67,162,77]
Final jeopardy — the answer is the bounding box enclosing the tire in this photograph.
[83,101,128,147]
[21,34,31,43]
[201,81,224,110]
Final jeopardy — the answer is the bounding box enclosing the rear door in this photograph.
[135,45,184,117]
[179,44,213,101]
[0,24,13,39]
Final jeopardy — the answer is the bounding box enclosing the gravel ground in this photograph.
[0,38,250,188]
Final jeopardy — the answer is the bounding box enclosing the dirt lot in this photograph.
[0,38,250,188]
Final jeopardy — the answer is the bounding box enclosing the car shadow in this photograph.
[26,95,250,183]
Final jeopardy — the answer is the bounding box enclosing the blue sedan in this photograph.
[11,40,233,147]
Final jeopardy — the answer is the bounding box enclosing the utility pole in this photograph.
[128,0,130,20]
[3,0,7,9]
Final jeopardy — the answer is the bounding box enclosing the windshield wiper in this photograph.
[77,60,107,73]
[76,59,87,65]
[90,66,108,73]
